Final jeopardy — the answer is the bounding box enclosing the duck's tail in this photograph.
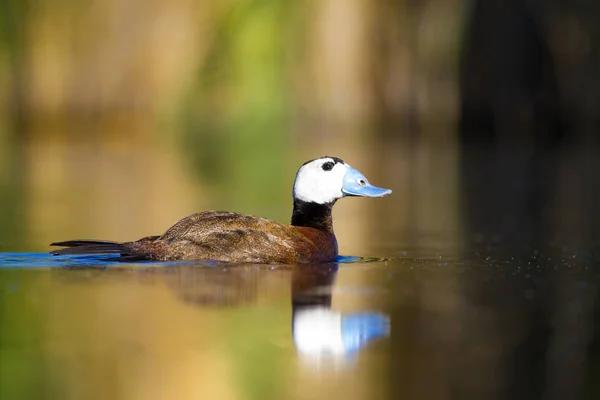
[50,240,128,256]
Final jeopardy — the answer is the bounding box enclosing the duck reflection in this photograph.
[155,262,390,359]
[291,263,390,359]
[155,264,267,306]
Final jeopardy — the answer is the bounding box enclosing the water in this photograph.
[2,138,600,399]
[1,240,600,400]
[0,254,392,400]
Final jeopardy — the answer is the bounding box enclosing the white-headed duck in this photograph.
[50,156,392,263]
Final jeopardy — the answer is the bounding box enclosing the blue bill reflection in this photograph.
[291,263,390,360]
[293,307,390,357]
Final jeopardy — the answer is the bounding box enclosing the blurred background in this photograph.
[2,0,600,399]
[0,0,466,253]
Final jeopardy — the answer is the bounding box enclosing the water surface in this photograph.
[1,237,599,400]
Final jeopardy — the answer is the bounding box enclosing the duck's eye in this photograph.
[322,161,334,171]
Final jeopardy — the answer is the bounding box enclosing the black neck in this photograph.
[291,199,335,231]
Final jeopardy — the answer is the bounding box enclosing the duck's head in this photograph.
[293,156,392,204]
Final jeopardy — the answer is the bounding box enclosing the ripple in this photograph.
[0,252,395,269]
[336,255,397,264]
[0,253,123,268]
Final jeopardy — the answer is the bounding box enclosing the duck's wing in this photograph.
[147,211,314,263]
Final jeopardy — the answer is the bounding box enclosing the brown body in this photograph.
[130,211,338,263]
[51,210,338,264]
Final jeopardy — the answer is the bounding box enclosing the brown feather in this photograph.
[51,211,337,263]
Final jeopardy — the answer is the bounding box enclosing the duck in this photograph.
[50,156,392,264]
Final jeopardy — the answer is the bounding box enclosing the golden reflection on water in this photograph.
[45,272,239,400]
[0,263,391,400]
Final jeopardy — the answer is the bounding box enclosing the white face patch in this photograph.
[293,157,349,204]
